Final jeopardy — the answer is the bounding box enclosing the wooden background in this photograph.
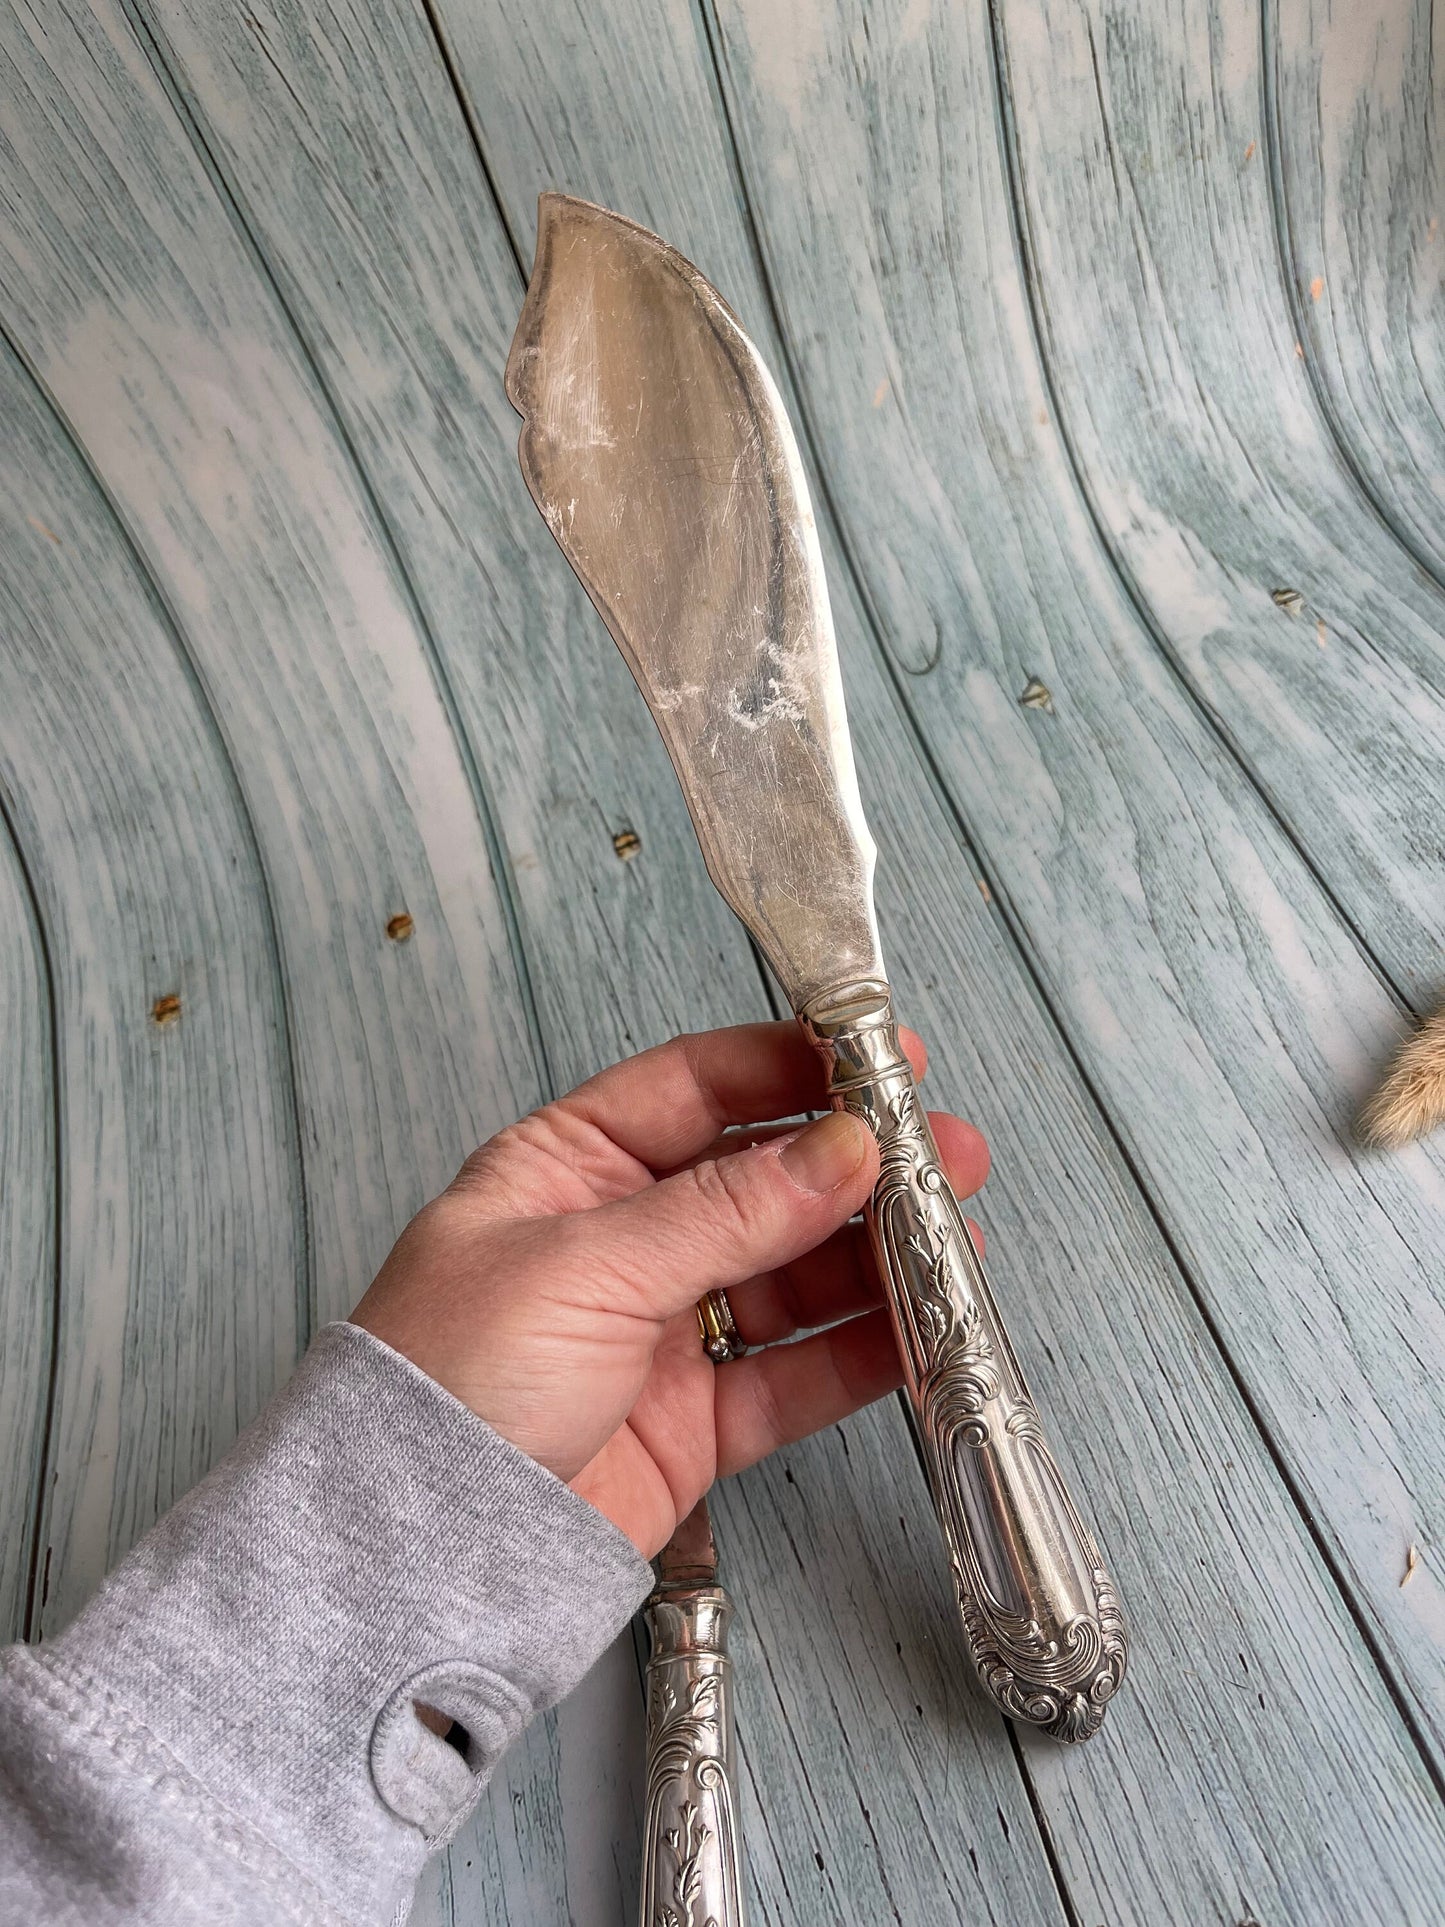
[3,0,1444,1919]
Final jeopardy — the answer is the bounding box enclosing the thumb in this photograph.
[585,1111,879,1320]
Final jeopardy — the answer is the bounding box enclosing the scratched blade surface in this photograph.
[507,194,883,1010]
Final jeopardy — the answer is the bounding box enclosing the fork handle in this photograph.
[800,980,1127,1743]
[640,1581,747,1926]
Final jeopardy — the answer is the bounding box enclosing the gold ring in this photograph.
[697,1288,748,1363]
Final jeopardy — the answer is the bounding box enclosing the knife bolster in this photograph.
[799,981,1128,1744]
[799,978,907,1090]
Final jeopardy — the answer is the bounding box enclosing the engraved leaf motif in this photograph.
[910,1220,986,1338]
[688,1676,720,1718]
[653,1793,722,1927]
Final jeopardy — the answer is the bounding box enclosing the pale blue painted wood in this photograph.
[0,800,51,1643]
[1271,0,1445,592]
[702,0,1445,1899]
[0,0,542,1359]
[439,0,1445,1916]
[1,0,1444,1921]
[986,0,1445,1013]
[0,338,301,1628]
[119,0,769,1911]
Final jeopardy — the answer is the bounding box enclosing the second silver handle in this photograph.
[802,980,1127,1743]
[641,1582,746,1927]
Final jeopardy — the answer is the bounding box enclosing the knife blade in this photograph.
[508,194,1127,1743]
[641,1500,746,1927]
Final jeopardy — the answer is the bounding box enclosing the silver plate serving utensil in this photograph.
[507,195,1127,1743]
[641,1499,746,1927]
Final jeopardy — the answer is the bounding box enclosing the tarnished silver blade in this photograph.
[656,1497,719,1590]
[507,195,883,1011]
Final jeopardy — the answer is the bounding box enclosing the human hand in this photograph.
[352,1021,989,1558]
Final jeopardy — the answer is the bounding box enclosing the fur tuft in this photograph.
[1359,1008,1445,1147]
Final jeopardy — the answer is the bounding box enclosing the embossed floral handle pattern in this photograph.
[801,981,1128,1743]
[640,1584,746,1927]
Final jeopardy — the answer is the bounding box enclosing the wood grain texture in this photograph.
[0,338,301,1629]
[0,0,541,1366]
[407,1,1445,1918]
[987,0,1445,1014]
[138,0,756,1079]
[1271,0,1445,588]
[3,0,1445,1920]
[0,799,53,1644]
[123,2,1060,1915]
[411,1648,650,1927]
[706,0,1445,1828]
[0,0,570,1897]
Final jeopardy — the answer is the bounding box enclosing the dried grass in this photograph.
[1358,1008,1445,1147]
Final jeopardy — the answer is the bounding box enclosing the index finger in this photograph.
[556,1019,927,1171]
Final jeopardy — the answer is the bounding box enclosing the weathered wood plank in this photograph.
[438,0,1445,1915]
[985,0,1445,1016]
[710,0,1445,1876]
[138,0,755,1077]
[0,801,52,1644]
[120,0,761,1910]
[1271,0,1445,587]
[0,4,541,1377]
[7,0,1445,1919]
[125,1,1064,1917]
[0,340,301,1627]
[0,0,577,1908]
[976,0,1445,1725]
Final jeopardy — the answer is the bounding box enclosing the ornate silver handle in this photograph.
[640,1579,747,1927]
[800,980,1128,1742]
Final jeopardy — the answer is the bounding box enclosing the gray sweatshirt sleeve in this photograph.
[0,1322,654,1926]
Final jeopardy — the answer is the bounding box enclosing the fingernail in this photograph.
[779,1111,870,1193]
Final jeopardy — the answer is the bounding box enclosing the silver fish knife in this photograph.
[641,1500,746,1927]
[507,195,1127,1743]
